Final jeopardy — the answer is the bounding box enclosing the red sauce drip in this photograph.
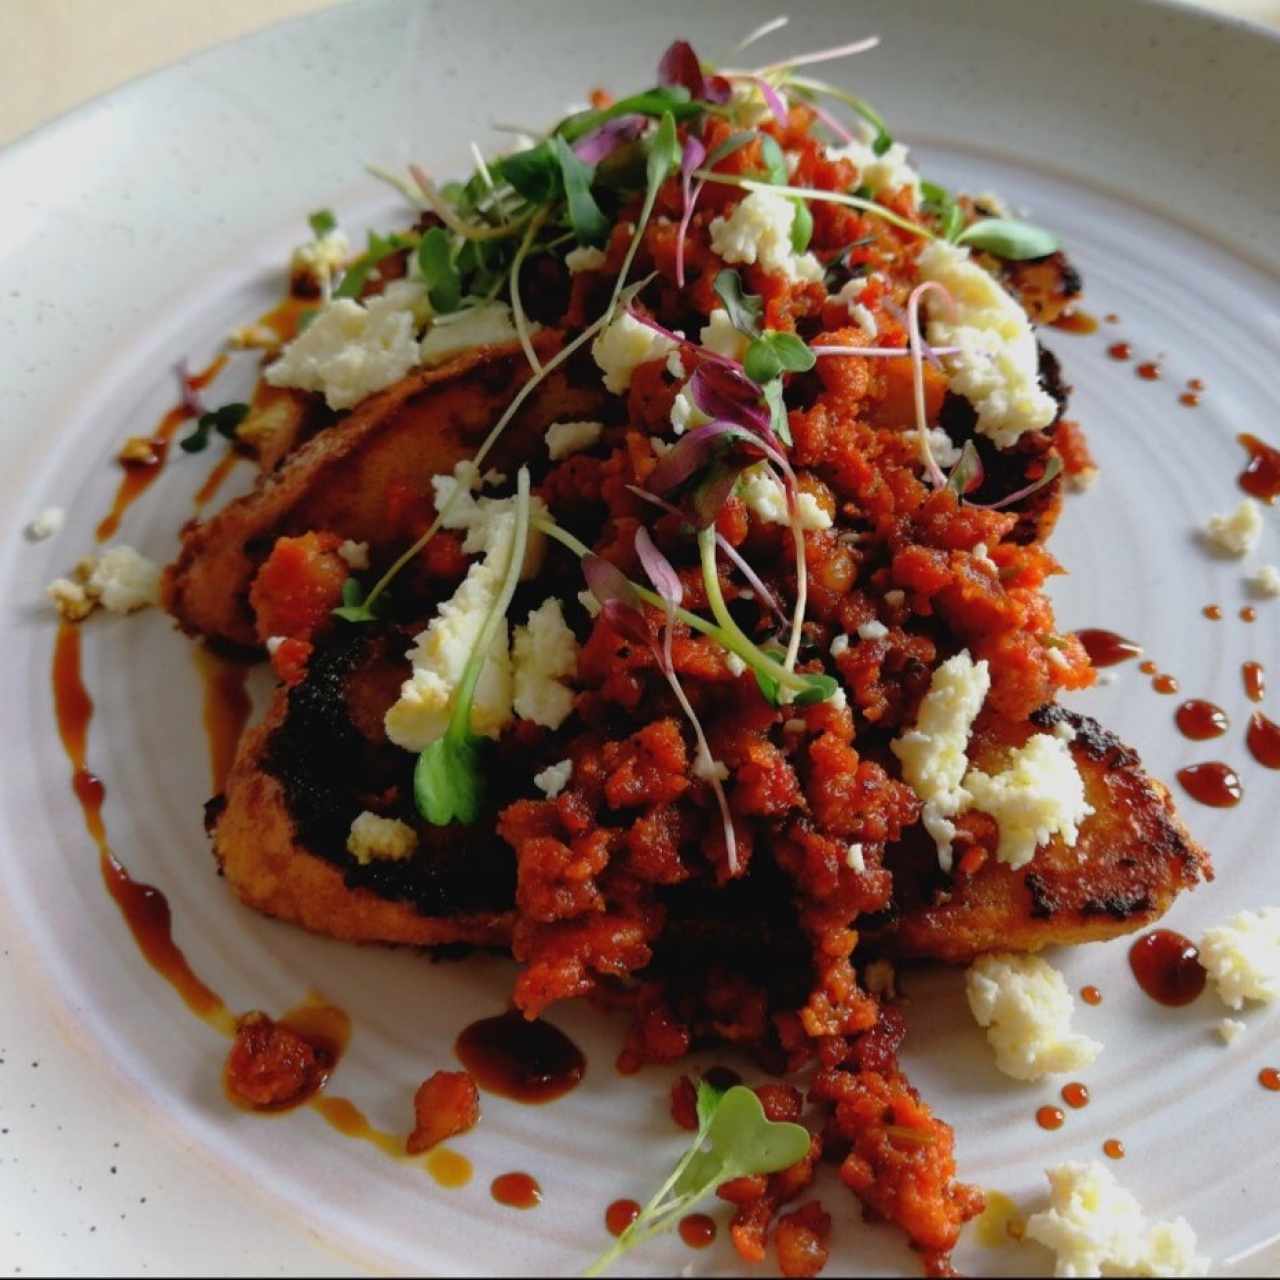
[1107,341,1132,361]
[1051,309,1098,335]
[1202,604,1223,620]
[1175,700,1228,740]
[1128,930,1207,1006]
[1080,986,1103,1006]
[1075,629,1142,668]
[1103,1139,1126,1160]
[193,450,242,509]
[1188,378,1205,391]
[491,1172,541,1209]
[1247,710,1280,769]
[1061,1083,1090,1109]
[1241,606,1258,623]
[195,647,253,793]
[606,1199,641,1237]
[1178,392,1200,408]
[703,1065,744,1092]
[455,1011,585,1104]
[257,294,313,344]
[1136,360,1161,380]
[1176,762,1243,808]
[1243,662,1266,703]
[96,354,228,541]
[1138,659,1158,675]
[679,1214,717,1248]
[1036,1106,1065,1131]
[51,623,234,1034]
[1260,1068,1280,1092]
[1152,673,1179,694]
[1238,433,1280,504]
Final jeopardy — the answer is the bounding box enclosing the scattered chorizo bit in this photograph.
[775,1201,833,1278]
[248,531,348,645]
[406,1070,480,1155]
[224,1011,331,1110]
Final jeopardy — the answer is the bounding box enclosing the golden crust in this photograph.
[875,705,1211,962]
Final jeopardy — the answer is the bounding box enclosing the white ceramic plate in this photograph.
[3,1,1279,1275]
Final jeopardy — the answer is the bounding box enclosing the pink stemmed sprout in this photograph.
[753,35,881,76]
[634,527,739,876]
[906,281,957,490]
[807,99,856,145]
[675,135,707,289]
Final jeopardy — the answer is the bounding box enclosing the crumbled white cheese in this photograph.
[1252,564,1280,596]
[829,686,848,712]
[1052,718,1077,742]
[708,189,818,282]
[693,753,730,784]
[592,309,679,394]
[511,598,579,730]
[384,507,518,751]
[265,635,285,656]
[966,953,1102,1080]
[533,758,573,799]
[1215,1017,1246,1045]
[1203,498,1263,557]
[864,959,896,999]
[830,633,851,658]
[666,350,686,380]
[565,245,607,274]
[846,842,866,873]
[827,133,921,199]
[429,463,546,577]
[700,308,750,362]
[346,811,418,865]
[669,384,709,437]
[857,620,889,641]
[964,734,1093,871]
[1046,646,1070,672]
[83,546,161,614]
[835,282,879,338]
[267,282,429,410]
[26,507,65,542]
[291,228,350,287]
[890,651,990,871]
[919,425,962,469]
[420,301,521,367]
[738,463,832,531]
[545,419,603,462]
[725,651,747,677]
[337,539,370,570]
[972,542,998,575]
[1024,1162,1209,1278]
[577,588,601,618]
[916,239,1056,448]
[1198,907,1280,1009]
[46,576,94,621]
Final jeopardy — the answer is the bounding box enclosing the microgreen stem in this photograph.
[510,208,548,374]
[409,163,535,241]
[361,305,616,613]
[781,481,808,675]
[693,171,933,240]
[754,34,880,76]
[906,281,954,489]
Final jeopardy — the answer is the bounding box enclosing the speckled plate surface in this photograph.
[2,1,1279,1275]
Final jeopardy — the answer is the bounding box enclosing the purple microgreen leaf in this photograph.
[688,359,769,429]
[971,454,1063,510]
[634,527,683,609]
[583,553,640,610]
[747,76,788,127]
[807,99,855,145]
[574,114,648,166]
[691,458,752,530]
[946,440,985,496]
[647,421,738,494]
[658,39,706,99]
[680,136,707,204]
[624,304,685,346]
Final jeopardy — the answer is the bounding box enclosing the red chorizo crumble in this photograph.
[406,1070,480,1155]
[224,1011,331,1110]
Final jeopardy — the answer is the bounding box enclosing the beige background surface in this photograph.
[2,0,1278,149]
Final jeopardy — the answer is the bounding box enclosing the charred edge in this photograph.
[262,627,516,917]
[1024,871,1059,920]
[1038,344,1070,422]
[204,793,228,835]
[1080,891,1153,921]
[1030,704,1139,770]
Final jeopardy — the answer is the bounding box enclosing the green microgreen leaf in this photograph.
[179,402,250,453]
[495,140,560,204]
[789,199,813,254]
[308,208,337,239]
[333,230,411,299]
[413,469,532,827]
[332,576,387,624]
[704,129,757,169]
[557,86,699,144]
[758,134,788,185]
[921,180,965,242]
[712,268,763,339]
[584,1084,810,1277]
[744,331,815,384]
[415,227,462,313]
[946,439,984,496]
[646,111,681,192]
[956,217,1060,261]
[762,378,792,446]
[552,135,610,246]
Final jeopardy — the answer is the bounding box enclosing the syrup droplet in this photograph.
[1075,629,1142,667]
[1129,930,1207,1006]
[1241,606,1257,623]
[1260,1068,1280,1092]
[1247,710,1280,769]
[1036,1106,1065,1131]
[1152,673,1179,694]
[1243,661,1266,703]
[1178,392,1200,407]
[1136,361,1161,381]
[1138,659,1158,675]
[1107,341,1132,361]
[678,1214,717,1248]
[491,1172,541,1209]
[1080,986,1103,1006]
[1175,700,1229,740]
[1202,604,1222,620]
[1176,762,1243,808]
[1103,1139,1126,1160]
[606,1200,641,1237]
[1237,433,1280,504]
[1061,1082,1090,1109]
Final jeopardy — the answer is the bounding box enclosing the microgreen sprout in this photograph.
[731,14,790,56]
[906,280,956,489]
[333,229,413,300]
[711,268,763,338]
[956,216,1061,261]
[972,454,1063,510]
[675,130,757,287]
[307,208,337,239]
[332,576,389,625]
[946,439,985,497]
[585,1082,811,1276]
[920,180,965,242]
[415,227,462,313]
[509,209,550,374]
[782,73,893,156]
[414,468,531,826]
[179,402,249,454]
[744,330,815,384]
